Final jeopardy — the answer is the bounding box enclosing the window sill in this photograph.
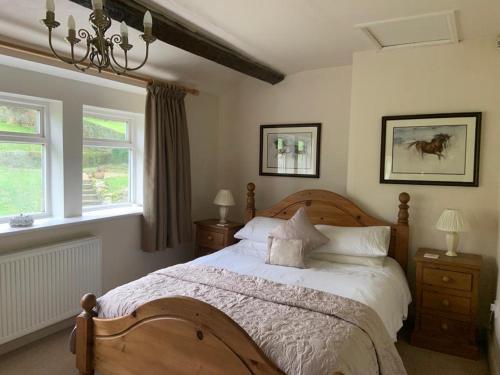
[0,206,143,238]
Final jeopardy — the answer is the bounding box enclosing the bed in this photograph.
[71,183,411,375]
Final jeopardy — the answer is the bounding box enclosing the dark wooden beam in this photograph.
[67,0,285,84]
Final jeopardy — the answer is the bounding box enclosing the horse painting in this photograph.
[407,133,451,160]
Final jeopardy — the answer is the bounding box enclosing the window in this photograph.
[82,109,135,209]
[0,99,48,220]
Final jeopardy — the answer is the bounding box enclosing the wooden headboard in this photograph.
[244,183,410,272]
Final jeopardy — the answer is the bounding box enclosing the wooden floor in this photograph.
[0,328,490,375]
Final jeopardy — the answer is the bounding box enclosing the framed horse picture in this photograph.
[380,112,482,186]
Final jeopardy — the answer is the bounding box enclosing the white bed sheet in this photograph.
[191,239,411,341]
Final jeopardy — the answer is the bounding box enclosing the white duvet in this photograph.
[191,239,411,342]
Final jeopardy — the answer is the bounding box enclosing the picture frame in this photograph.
[380,112,482,186]
[259,123,321,178]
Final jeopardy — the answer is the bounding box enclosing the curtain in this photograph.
[142,83,192,252]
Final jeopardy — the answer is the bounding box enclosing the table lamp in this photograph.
[213,189,235,225]
[435,209,468,257]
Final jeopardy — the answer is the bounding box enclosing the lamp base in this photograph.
[444,232,459,257]
[218,206,229,225]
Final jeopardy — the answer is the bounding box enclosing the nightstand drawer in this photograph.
[420,314,473,339]
[197,229,224,249]
[422,290,471,315]
[422,267,472,291]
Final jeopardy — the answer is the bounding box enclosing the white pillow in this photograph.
[234,217,285,243]
[309,253,385,268]
[312,225,391,257]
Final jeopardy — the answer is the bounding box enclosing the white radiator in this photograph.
[0,236,101,345]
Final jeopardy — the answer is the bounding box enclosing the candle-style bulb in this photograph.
[46,0,55,12]
[92,0,103,10]
[120,21,128,37]
[68,15,76,30]
[143,11,153,28]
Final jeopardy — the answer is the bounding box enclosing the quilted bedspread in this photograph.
[97,264,406,375]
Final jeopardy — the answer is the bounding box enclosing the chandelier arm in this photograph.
[126,43,150,72]
[108,58,125,76]
[82,59,94,72]
[70,41,91,70]
[71,48,86,72]
[124,50,129,71]
[109,45,128,73]
[69,30,92,65]
[47,28,74,65]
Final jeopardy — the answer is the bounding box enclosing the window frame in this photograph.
[0,96,51,222]
[82,107,136,211]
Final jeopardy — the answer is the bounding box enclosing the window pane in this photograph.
[82,146,130,206]
[0,104,40,134]
[83,116,127,141]
[0,143,44,217]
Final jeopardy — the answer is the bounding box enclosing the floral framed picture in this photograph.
[380,112,482,186]
[259,123,321,178]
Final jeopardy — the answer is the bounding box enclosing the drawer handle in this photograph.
[441,323,448,331]
[441,276,450,283]
[207,235,213,241]
[442,299,450,307]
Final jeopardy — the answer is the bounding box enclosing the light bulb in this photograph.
[68,15,76,30]
[46,0,55,12]
[143,11,153,28]
[92,0,103,10]
[120,21,129,37]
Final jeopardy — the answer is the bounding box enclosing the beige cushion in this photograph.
[269,207,329,253]
[266,237,305,268]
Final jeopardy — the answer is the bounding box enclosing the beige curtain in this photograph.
[142,83,192,252]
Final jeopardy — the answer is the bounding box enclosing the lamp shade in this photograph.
[213,189,235,206]
[436,209,468,232]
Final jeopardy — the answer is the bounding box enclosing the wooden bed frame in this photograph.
[71,183,410,375]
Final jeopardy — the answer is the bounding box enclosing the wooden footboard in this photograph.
[71,293,284,375]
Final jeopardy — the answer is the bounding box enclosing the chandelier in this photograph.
[42,0,157,75]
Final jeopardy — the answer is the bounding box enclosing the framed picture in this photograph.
[259,123,321,178]
[380,112,482,186]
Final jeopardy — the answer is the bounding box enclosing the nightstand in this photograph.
[194,219,243,258]
[411,248,482,359]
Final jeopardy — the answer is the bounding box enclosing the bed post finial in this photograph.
[395,192,410,273]
[81,293,96,316]
[246,183,256,222]
[397,192,410,225]
[76,294,96,375]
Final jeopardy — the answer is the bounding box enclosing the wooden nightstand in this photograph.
[411,248,482,359]
[194,219,243,258]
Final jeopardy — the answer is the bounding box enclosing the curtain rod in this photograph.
[0,39,199,96]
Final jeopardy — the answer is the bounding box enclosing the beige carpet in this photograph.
[0,328,490,375]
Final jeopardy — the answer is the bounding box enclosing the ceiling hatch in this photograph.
[355,10,459,49]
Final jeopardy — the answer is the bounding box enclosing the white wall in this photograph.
[347,37,500,325]
[491,188,500,375]
[0,64,220,290]
[217,66,352,219]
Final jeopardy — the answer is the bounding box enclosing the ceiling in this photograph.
[0,0,499,94]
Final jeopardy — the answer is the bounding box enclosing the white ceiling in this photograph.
[0,0,500,94]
